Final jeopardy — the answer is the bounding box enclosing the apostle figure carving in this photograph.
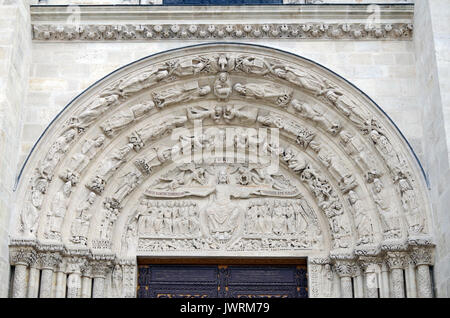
[45,181,72,240]
[70,94,119,130]
[291,99,341,135]
[233,82,293,107]
[398,178,425,235]
[100,100,155,137]
[152,82,211,108]
[271,64,325,95]
[61,135,105,182]
[70,192,96,245]
[347,190,373,245]
[39,128,77,180]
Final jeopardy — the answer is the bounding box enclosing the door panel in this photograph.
[137,263,308,298]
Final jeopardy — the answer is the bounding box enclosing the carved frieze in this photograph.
[33,23,413,42]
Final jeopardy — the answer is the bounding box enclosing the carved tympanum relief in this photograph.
[11,44,433,298]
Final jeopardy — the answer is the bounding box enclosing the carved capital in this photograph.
[10,247,37,266]
[90,261,112,278]
[39,252,62,270]
[386,252,408,270]
[410,247,434,266]
[358,256,381,273]
[334,260,357,278]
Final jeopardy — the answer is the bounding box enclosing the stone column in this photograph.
[66,257,86,298]
[10,248,35,298]
[54,261,67,298]
[353,267,364,298]
[386,252,407,298]
[379,262,390,298]
[81,265,93,298]
[91,261,110,298]
[405,256,417,298]
[39,253,61,298]
[411,247,434,298]
[334,261,356,298]
[27,256,40,298]
[359,257,380,298]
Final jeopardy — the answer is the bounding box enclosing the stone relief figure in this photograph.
[122,221,138,258]
[95,143,134,181]
[61,135,105,182]
[234,82,293,107]
[129,115,187,151]
[69,94,120,131]
[116,66,170,97]
[20,202,39,238]
[39,129,77,181]
[99,199,120,240]
[370,130,405,179]
[271,64,325,95]
[45,181,72,240]
[370,177,401,240]
[319,81,368,127]
[291,99,341,135]
[134,146,173,175]
[223,105,258,124]
[213,72,232,100]
[398,178,425,234]
[70,192,96,246]
[186,105,222,122]
[112,265,123,298]
[235,55,272,75]
[347,190,373,245]
[100,100,155,137]
[152,82,211,108]
[112,171,142,204]
[339,130,379,176]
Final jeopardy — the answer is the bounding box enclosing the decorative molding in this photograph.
[30,4,414,41]
[32,22,413,41]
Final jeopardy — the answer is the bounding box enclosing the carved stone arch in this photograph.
[10,43,434,298]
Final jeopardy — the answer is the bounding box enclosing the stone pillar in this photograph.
[10,247,35,298]
[55,267,67,298]
[334,261,356,298]
[27,257,40,298]
[66,257,85,298]
[81,265,93,298]
[39,253,61,298]
[386,252,407,298]
[379,262,390,298]
[359,257,380,299]
[12,264,28,298]
[405,256,417,298]
[353,267,364,298]
[411,247,434,298]
[91,261,110,298]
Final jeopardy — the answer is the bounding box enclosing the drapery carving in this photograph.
[10,44,433,298]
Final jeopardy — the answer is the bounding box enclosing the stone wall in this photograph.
[0,0,32,298]
[414,0,450,298]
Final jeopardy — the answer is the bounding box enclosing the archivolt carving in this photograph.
[11,44,433,298]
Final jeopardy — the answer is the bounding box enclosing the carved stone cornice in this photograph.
[32,22,413,42]
[30,4,414,41]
